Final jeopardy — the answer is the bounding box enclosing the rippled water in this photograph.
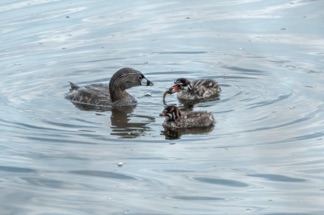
[1,0,324,214]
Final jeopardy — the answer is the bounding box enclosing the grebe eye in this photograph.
[138,75,143,80]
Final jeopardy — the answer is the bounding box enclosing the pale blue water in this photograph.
[1,0,324,214]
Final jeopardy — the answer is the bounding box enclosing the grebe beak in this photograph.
[171,84,181,93]
[146,79,154,86]
[159,110,167,117]
[141,78,154,86]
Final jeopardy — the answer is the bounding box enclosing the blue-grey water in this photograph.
[1,0,324,214]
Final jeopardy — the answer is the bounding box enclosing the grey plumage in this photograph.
[65,67,153,107]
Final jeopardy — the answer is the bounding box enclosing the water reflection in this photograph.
[163,98,195,110]
[70,101,113,112]
[178,96,220,109]
[110,106,154,138]
[163,91,220,109]
[161,126,214,140]
[71,99,215,140]
[69,101,154,138]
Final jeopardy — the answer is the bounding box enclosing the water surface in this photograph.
[1,0,324,214]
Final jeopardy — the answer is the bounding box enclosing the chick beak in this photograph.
[159,111,166,117]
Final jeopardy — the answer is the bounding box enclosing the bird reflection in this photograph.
[110,106,154,138]
[70,102,112,112]
[163,95,220,111]
[69,102,154,138]
[161,126,214,140]
[162,99,194,112]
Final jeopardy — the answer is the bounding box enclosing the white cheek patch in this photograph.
[166,113,172,120]
[140,78,147,85]
[171,112,176,120]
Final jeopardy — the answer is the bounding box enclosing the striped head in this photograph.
[167,78,192,94]
[174,78,193,91]
[159,105,182,121]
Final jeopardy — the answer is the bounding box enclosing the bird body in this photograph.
[66,68,153,107]
[160,105,214,129]
[172,78,221,101]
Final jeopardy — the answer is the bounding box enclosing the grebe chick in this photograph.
[164,78,220,101]
[159,105,214,129]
